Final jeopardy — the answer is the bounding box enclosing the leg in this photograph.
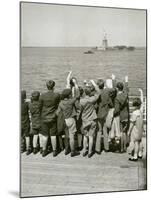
[58,135,64,151]
[25,136,31,155]
[88,136,94,155]
[51,136,57,156]
[134,141,139,160]
[83,135,88,156]
[95,121,102,153]
[33,134,39,154]
[103,123,109,151]
[39,133,43,153]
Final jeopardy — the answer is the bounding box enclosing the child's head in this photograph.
[79,86,84,97]
[132,98,142,109]
[31,91,40,101]
[84,86,92,97]
[116,82,124,91]
[70,77,77,87]
[97,79,104,89]
[46,80,55,90]
[21,90,26,101]
[62,88,72,99]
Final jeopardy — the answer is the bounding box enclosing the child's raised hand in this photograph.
[111,74,115,80]
[125,75,128,82]
[138,88,143,93]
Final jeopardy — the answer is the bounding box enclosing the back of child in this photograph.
[29,91,41,154]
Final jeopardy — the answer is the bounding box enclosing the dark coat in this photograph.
[21,101,30,129]
[29,101,41,129]
[97,88,113,122]
[40,90,60,123]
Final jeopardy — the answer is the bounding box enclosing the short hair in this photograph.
[31,91,40,101]
[79,86,84,96]
[97,79,104,89]
[132,98,141,108]
[116,82,124,91]
[21,90,26,100]
[62,88,72,99]
[84,86,92,96]
[70,77,77,87]
[46,80,55,90]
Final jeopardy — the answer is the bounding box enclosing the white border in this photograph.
[0,0,150,200]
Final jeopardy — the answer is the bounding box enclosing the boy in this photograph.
[57,79,80,157]
[29,91,42,154]
[80,80,100,158]
[113,76,129,153]
[21,90,31,155]
[40,80,60,157]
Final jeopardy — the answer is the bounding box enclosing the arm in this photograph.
[124,75,129,93]
[111,74,116,89]
[66,71,72,89]
[138,88,144,113]
[90,80,100,93]
[72,78,80,98]
[113,98,120,117]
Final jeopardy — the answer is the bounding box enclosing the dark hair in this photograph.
[84,86,92,96]
[62,88,72,99]
[79,86,84,97]
[132,98,141,108]
[70,77,77,87]
[97,79,104,89]
[116,82,124,91]
[31,91,40,101]
[46,80,55,90]
[21,90,26,101]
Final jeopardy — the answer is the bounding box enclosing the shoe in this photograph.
[26,149,32,155]
[65,149,71,155]
[53,150,58,157]
[71,151,80,157]
[104,149,110,153]
[95,151,101,155]
[33,148,38,154]
[83,151,88,157]
[40,148,43,154]
[138,156,143,159]
[88,152,94,158]
[129,157,138,162]
[42,150,48,157]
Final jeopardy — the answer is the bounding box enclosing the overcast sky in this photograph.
[21,2,146,47]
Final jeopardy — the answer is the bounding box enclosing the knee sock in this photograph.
[89,136,93,154]
[33,135,38,148]
[25,136,30,150]
[42,135,48,151]
[51,136,57,151]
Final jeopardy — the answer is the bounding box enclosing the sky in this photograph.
[21,2,146,47]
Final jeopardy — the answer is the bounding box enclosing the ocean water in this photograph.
[21,47,146,98]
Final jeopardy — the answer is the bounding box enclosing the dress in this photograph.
[130,109,143,142]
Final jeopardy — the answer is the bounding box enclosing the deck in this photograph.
[21,137,146,197]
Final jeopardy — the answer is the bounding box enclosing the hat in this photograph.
[46,80,55,90]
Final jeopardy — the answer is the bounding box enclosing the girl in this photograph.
[128,88,144,161]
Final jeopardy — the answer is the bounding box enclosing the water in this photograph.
[21,47,146,98]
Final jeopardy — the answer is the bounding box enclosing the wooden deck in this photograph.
[21,137,146,197]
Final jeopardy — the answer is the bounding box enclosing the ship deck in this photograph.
[21,136,146,197]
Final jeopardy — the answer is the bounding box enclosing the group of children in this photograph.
[21,72,145,161]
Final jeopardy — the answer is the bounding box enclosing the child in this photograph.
[21,90,31,155]
[113,75,129,153]
[80,80,100,158]
[128,89,144,161]
[57,79,80,157]
[29,91,42,154]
